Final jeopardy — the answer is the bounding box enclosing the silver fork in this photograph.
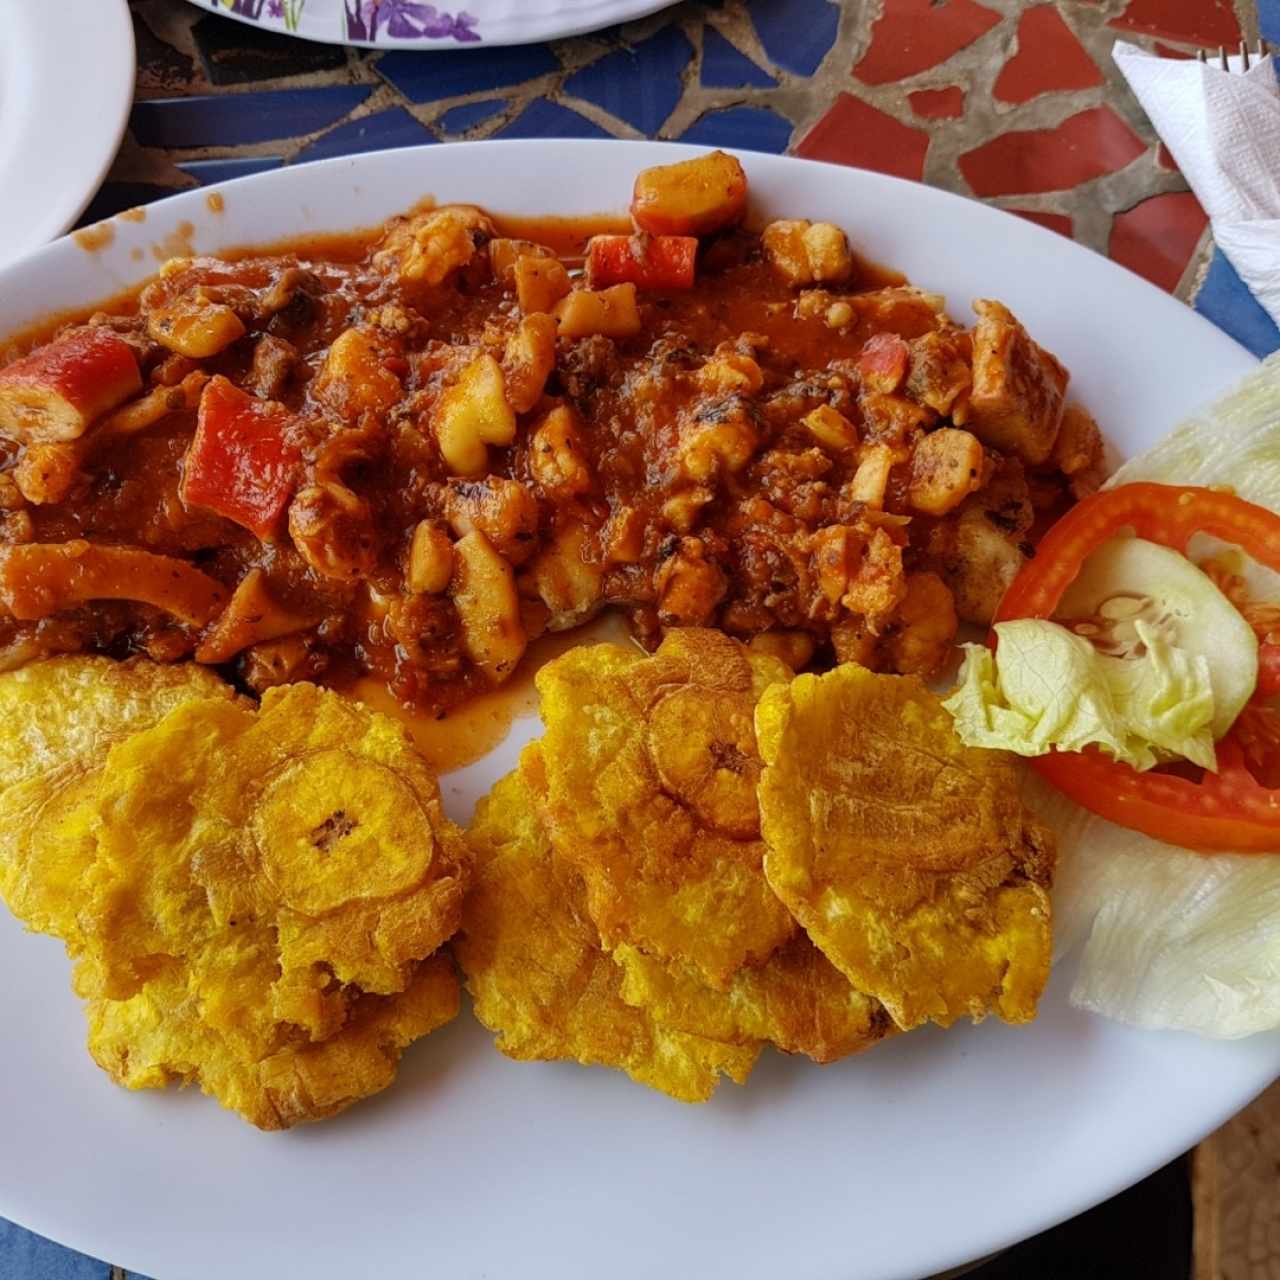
[1196,38,1271,70]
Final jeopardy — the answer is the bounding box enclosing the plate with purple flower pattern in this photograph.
[187,0,678,48]
[0,0,134,268]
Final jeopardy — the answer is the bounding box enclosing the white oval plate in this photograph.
[185,0,677,48]
[0,0,134,269]
[1,142,1276,1280]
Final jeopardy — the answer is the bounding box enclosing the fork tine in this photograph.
[1197,47,1208,63]
[1240,39,1250,70]
[1261,38,1271,59]
[1219,44,1230,70]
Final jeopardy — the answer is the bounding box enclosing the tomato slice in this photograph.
[997,483,1280,621]
[1031,742,1280,852]
[994,482,1280,852]
[1258,642,1280,697]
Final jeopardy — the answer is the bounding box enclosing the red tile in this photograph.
[1109,0,1240,48]
[958,106,1147,196]
[797,93,931,181]
[1156,142,1179,171]
[907,86,966,119]
[1010,209,1075,237]
[1108,191,1208,291]
[993,6,1104,104]
[854,0,1001,86]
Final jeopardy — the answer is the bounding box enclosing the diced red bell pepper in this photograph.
[0,328,142,443]
[857,333,910,394]
[182,376,301,540]
[585,235,698,291]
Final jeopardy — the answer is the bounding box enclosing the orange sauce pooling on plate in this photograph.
[340,614,633,775]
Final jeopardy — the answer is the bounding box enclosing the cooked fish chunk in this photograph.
[905,328,972,416]
[908,428,987,517]
[931,506,1027,625]
[967,299,1068,465]
[1053,403,1107,498]
[374,204,496,287]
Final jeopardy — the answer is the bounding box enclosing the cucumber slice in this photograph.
[1057,536,1258,740]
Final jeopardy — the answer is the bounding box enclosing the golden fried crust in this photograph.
[534,629,796,988]
[0,657,239,942]
[81,683,469,1035]
[614,935,895,1065]
[756,665,1055,1031]
[455,748,759,1103]
[86,953,459,1131]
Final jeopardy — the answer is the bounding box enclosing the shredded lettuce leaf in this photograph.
[1109,350,1280,501]
[944,618,1217,771]
[1027,773,1280,1038]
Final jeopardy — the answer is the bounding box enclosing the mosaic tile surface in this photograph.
[5,0,1279,1275]
[87,0,1276,341]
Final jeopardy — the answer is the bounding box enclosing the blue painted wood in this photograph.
[130,87,371,148]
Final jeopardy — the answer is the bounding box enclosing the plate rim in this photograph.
[0,0,135,266]
[0,139,1275,1280]
[182,0,680,49]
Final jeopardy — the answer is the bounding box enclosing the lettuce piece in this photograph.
[944,618,1217,771]
[1027,772,1280,1038]
[944,623,1130,760]
[1109,351,1280,503]
[1103,621,1216,768]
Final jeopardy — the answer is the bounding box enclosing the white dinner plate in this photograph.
[0,141,1276,1280]
[185,0,677,48]
[0,0,135,269]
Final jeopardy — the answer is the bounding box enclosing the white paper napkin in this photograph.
[1113,40,1280,327]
